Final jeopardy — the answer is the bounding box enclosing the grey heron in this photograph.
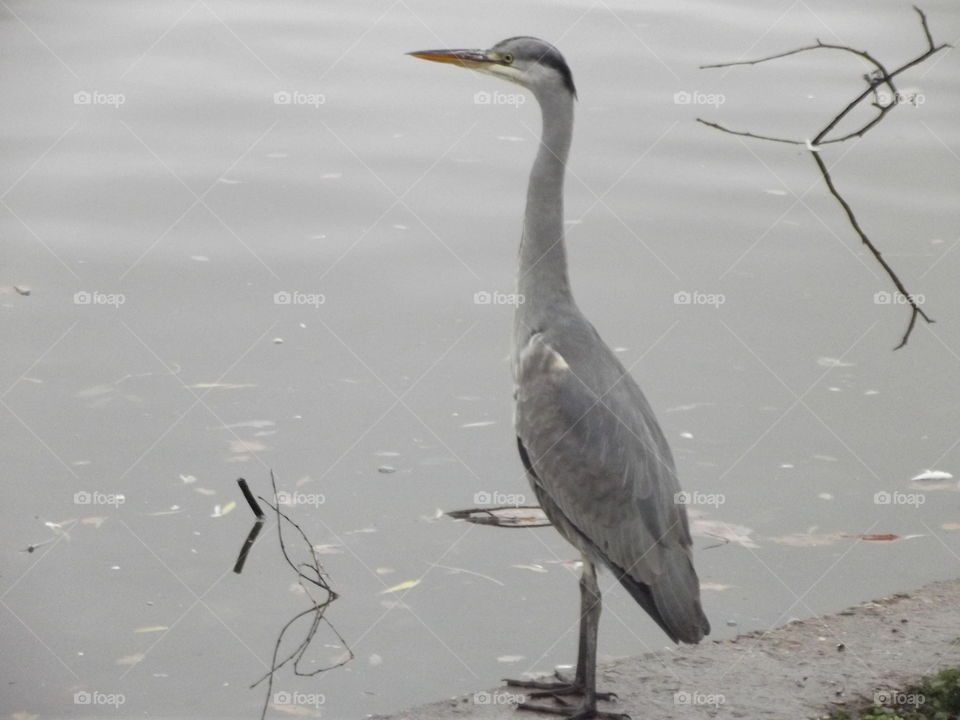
[410,37,710,719]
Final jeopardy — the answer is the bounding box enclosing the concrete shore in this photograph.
[372,578,960,719]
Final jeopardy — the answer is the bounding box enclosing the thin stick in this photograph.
[698,6,948,348]
[237,477,265,519]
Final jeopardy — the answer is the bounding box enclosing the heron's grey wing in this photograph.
[515,332,708,643]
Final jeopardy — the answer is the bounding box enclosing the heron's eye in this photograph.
[502,53,514,65]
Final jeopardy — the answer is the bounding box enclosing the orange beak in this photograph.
[407,48,495,70]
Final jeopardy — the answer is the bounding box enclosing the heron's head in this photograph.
[408,36,576,101]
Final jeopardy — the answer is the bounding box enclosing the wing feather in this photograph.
[515,331,708,642]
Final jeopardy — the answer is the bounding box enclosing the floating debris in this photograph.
[911,469,953,481]
[461,420,496,428]
[377,465,397,474]
[700,582,733,592]
[211,501,236,518]
[817,357,855,368]
[230,440,267,454]
[448,506,550,528]
[380,579,419,595]
[226,420,276,430]
[771,532,843,547]
[134,626,169,634]
[690,517,758,548]
[312,544,343,555]
[116,653,145,666]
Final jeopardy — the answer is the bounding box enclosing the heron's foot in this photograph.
[505,672,618,702]
[516,699,630,720]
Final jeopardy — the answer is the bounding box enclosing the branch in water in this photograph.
[698,6,949,348]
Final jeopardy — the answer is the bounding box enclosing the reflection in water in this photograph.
[233,472,353,720]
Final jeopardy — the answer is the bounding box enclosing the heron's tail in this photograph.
[615,547,710,645]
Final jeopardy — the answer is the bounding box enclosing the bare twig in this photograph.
[239,472,353,720]
[237,477,265,519]
[700,6,949,348]
[810,152,933,350]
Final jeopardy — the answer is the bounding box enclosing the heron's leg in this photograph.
[513,558,628,718]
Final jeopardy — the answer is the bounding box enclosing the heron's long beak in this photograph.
[407,48,495,69]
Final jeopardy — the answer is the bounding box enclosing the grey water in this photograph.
[3,0,959,718]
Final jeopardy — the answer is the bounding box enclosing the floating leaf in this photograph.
[700,582,733,591]
[817,357,855,368]
[447,506,550,528]
[76,384,114,398]
[312,544,343,555]
[230,440,266,453]
[134,626,169,634]
[847,533,900,542]
[942,523,960,531]
[116,653,145,666]
[911,469,953,481]
[380,579,419,595]
[690,518,759,548]
[211,501,236,518]
[770,532,843,547]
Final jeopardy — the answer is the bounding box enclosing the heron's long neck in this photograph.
[517,89,575,324]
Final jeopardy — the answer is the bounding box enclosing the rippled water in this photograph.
[3,1,959,717]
